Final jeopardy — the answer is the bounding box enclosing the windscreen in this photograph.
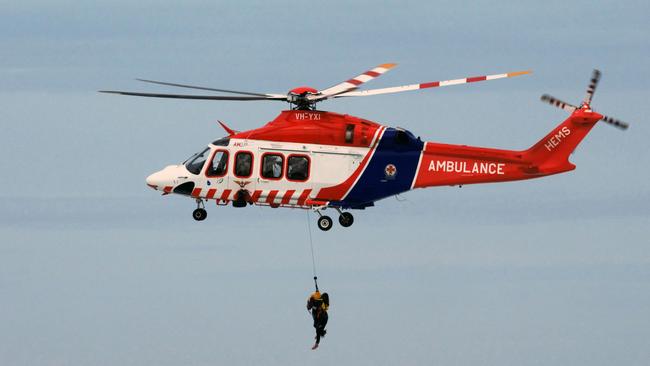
[184,147,210,175]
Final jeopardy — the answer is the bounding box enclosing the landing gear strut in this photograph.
[193,199,207,221]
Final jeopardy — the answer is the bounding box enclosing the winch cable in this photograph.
[306,211,319,292]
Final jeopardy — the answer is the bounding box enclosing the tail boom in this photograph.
[522,109,601,171]
[412,109,601,188]
[412,143,535,188]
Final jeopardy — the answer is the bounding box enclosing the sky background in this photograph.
[1,1,649,365]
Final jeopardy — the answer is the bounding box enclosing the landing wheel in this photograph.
[192,208,207,221]
[338,212,354,227]
[317,215,333,231]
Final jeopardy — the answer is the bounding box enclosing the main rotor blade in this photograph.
[99,90,287,101]
[135,78,277,97]
[540,94,578,113]
[583,69,601,106]
[312,63,398,100]
[601,115,629,130]
[333,70,531,98]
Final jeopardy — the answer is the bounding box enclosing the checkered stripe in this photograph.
[189,188,313,206]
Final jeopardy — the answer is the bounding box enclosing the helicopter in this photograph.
[101,64,628,231]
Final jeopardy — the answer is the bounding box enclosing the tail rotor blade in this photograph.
[583,69,601,105]
[601,115,629,130]
[541,94,578,113]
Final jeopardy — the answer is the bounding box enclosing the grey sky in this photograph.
[1,1,649,365]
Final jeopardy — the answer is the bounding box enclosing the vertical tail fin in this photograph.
[527,69,629,172]
[523,110,601,172]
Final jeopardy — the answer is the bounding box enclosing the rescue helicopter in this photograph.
[101,65,628,231]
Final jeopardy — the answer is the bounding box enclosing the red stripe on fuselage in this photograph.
[251,190,262,202]
[297,189,312,206]
[206,188,217,199]
[281,190,295,205]
[220,189,232,200]
[191,188,202,197]
[266,190,279,203]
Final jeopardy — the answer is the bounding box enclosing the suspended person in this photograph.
[307,290,329,350]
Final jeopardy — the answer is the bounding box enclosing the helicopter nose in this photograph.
[146,170,165,190]
[146,165,181,192]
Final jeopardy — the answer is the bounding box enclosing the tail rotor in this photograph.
[540,69,629,130]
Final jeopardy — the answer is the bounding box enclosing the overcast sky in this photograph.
[1,1,649,365]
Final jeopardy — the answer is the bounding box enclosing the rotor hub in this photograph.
[288,86,319,110]
[289,86,318,95]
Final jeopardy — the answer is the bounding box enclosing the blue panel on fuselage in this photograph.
[341,128,424,206]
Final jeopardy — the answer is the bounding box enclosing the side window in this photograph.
[345,124,355,143]
[212,137,230,146]
[234,151,253,178]
[261,154,284,180]
[287,155,310,181]
[206,150,228,177]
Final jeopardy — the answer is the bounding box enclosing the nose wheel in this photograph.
[193,208,207,221]
[192,199,207,221]
[317,215,333,231]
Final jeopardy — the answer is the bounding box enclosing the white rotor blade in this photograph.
[333,70,531,98]
[312,63,397,100]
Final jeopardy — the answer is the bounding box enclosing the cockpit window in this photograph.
[185,147,210,175]
[212,137,230,146]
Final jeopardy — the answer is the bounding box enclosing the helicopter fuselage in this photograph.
[145,108,600,213]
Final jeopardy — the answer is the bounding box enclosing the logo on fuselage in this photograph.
[428,160,505,175]
[233,180,251,188]
[384,164,397,179]
[295,112,321,121]
[544,126,571,151]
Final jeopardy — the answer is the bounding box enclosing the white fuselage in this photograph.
[146,132,383,206]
